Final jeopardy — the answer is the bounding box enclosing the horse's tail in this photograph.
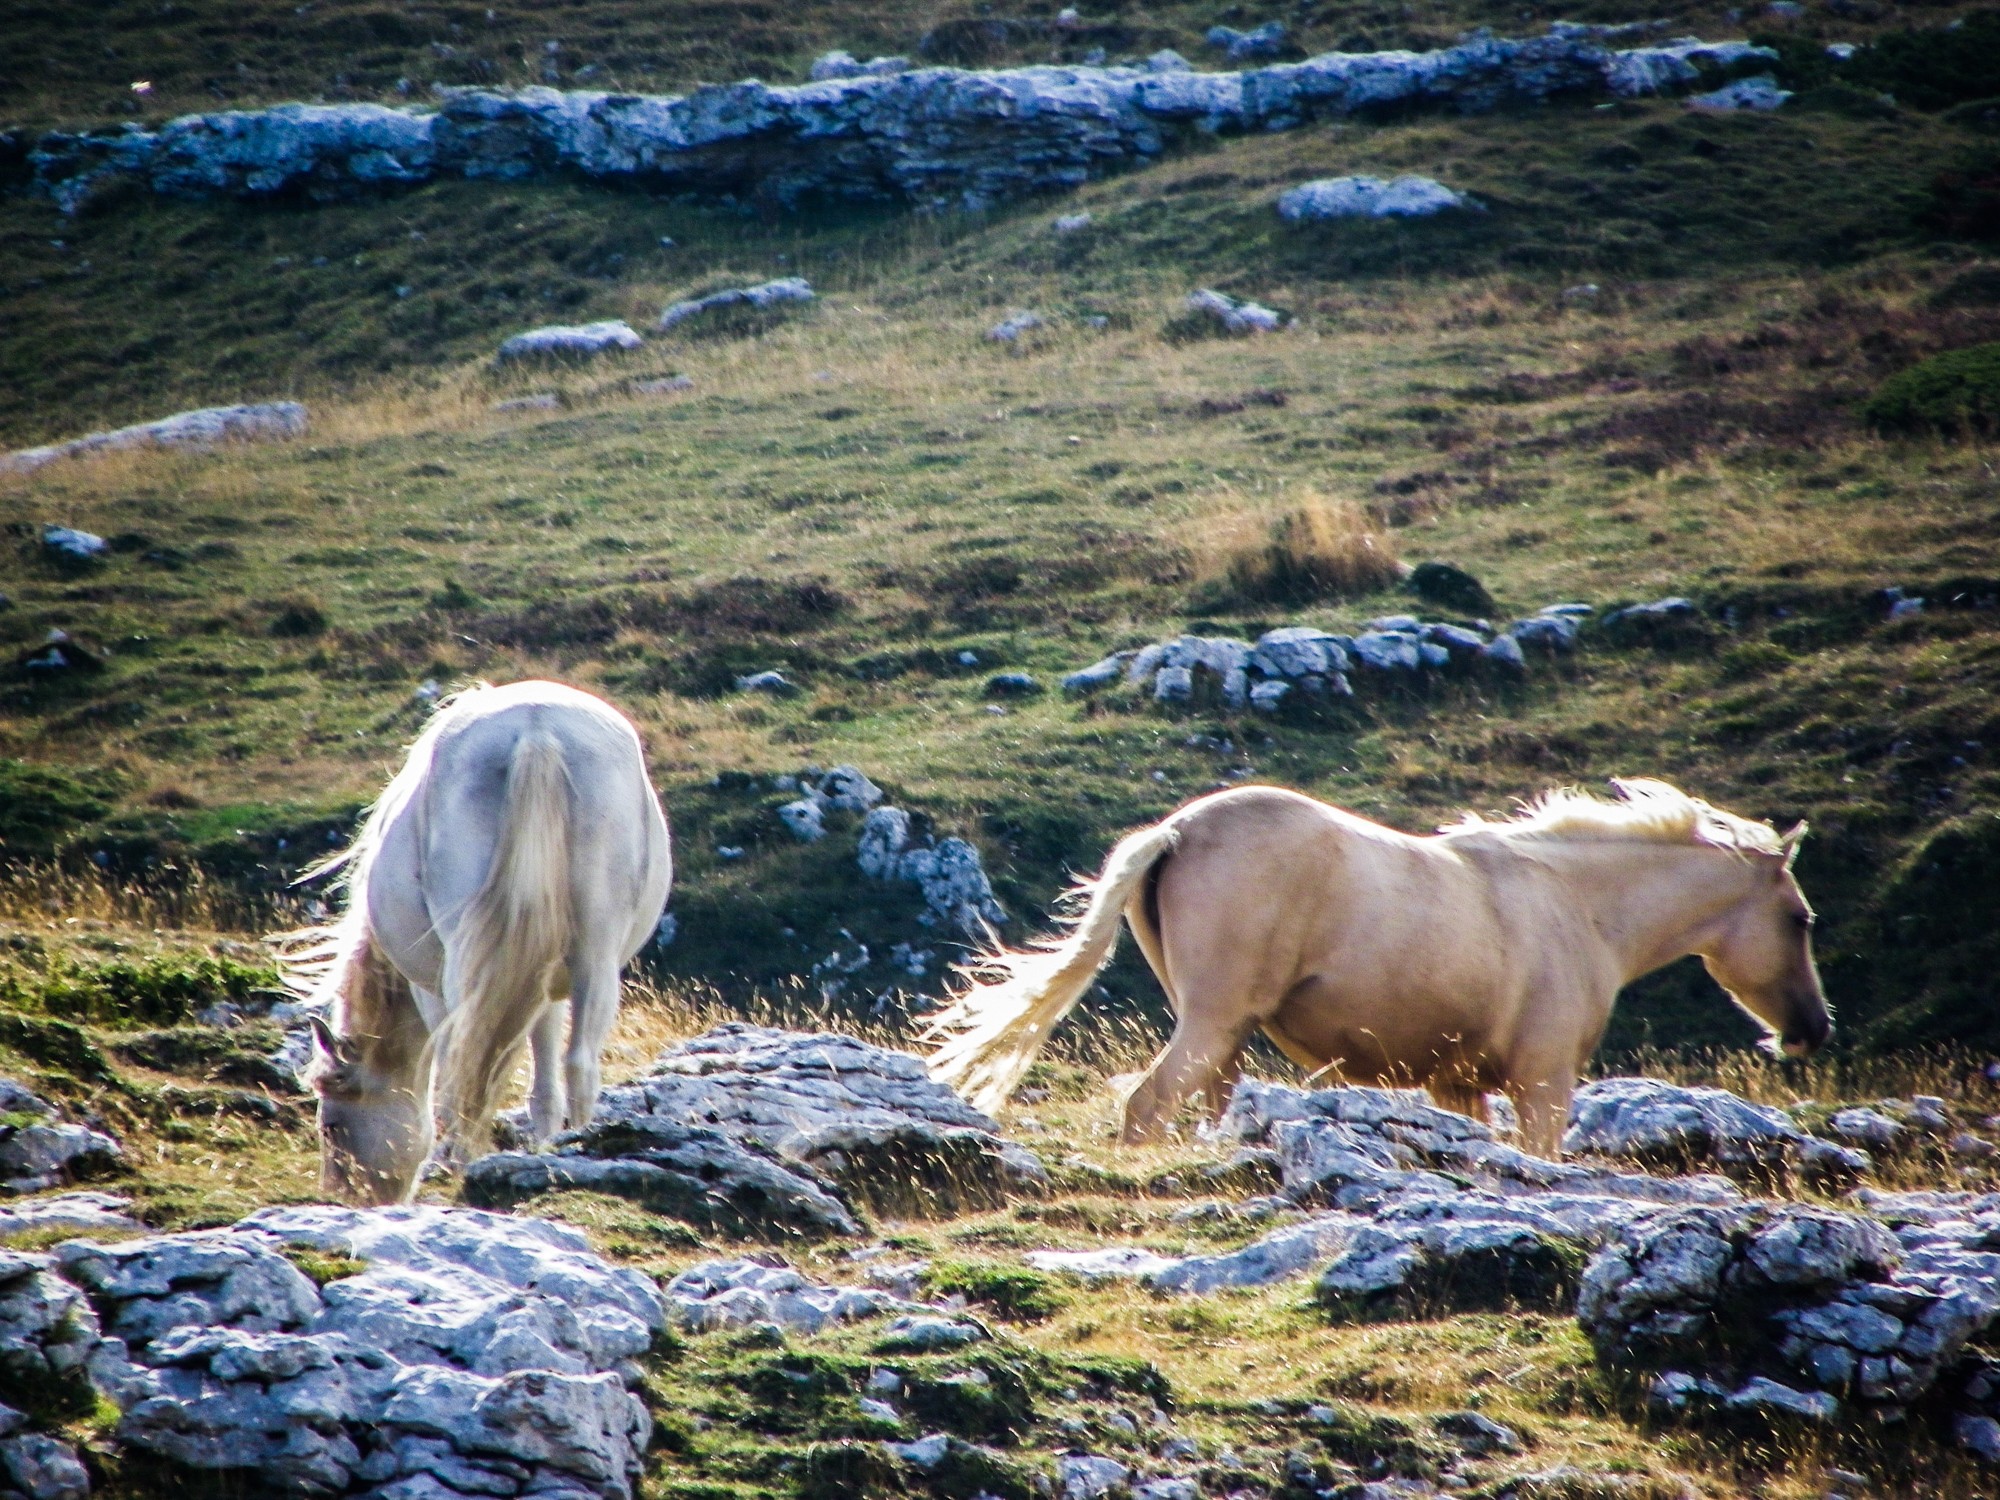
[433,729,573,1157]
[925,818,1182,1114]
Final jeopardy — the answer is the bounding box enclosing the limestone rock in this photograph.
[658,278,814,332]
[1206,22,1287,61]
[1181,288,1283,334]
[0,1112,123,1195]
[26,34,1777,219]
[663,1258,917,1333]
[1277,174,1476,220]
[2,402,307,475]
[560,1024,1045,1218]
[855,810,1008,935]
[0,1193,141,1239]
[38,528,105,566]
[1564,1078,1867,1184]
[986,312,1045,342]
[48,1205,661,1500]
[495,319,644,361]
[0,1434,89,1500]
[1689,74,1791,110]
[461,1115,864,1239]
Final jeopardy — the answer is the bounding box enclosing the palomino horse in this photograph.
[290,679,672,1202]
[927,779,1828,1156]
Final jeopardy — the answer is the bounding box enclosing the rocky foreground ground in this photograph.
[0,1022,1997,1499]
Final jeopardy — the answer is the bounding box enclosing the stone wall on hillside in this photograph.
[12,31,1770,214]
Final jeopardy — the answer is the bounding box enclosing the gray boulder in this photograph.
[555,1024,1045,1218]
[1206,22,1287,60]
[0,1434,89,1500]
[1689,74,1791,110]
[855,809,1007,934]
[1564,1078,1868,1184]
[0,1193,140,1239]
[1181,288,1283,334]
[38,528,106,566]
[986,312,1045,342]
[2,402,307,475]
[1277,174,1477,220]
[495,319,643,361]
[658,277,814,332]
[1061,652,1133,693]
[0,1104,123,1194]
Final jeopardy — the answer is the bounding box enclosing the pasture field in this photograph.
[0,6,1998,1494]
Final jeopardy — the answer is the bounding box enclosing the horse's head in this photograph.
[308,1017,433,1204]
[1699,823,1832,1058]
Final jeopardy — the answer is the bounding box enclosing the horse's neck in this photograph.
[1529,839,1755,983]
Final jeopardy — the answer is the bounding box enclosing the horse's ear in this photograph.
[309,1016,343,1058]
[1779,820,1808,870]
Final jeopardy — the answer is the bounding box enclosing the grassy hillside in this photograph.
[2,15,1999,1062]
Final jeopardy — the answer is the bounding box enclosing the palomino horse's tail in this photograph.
[433,730,573,1157]
[925,819,1182,1114]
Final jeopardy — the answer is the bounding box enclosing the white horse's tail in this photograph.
[434,730,573,1156]
[925,819,1182,1114]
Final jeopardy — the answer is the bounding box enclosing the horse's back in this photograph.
[375,681,670,970]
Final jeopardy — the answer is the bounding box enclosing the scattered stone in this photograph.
[38,527,106,565]
[0,1099,122,1194]
[779,797,827,842]
[1277,174,1478,220]
[495,319,644,361]
[985,671,1043,697]
[810,51,912,80]
[1478,632,1526,672]
[986,311,1045,342]
[1435,1410,1521,1454]
[856,807,1009,935]
[1205,21,1287,60]
[1058,1453,1131,1499]
[0,1192,140,1238]
[1054,212,1093,232]
[663,1258,917,1333]
[658,278,814,332]
[491,392,562,412]
[1827,1108,1903,1150]
[2,402,308,474]
[874,1315,988,1352]
[1025,1247,1182,1281]
[1564,1078,1867,1184]
[1689,74,1791,110]
[632,373,695,395]
[1062,652,1133,693]
[734,668,799,695]
[886,1431,953,1468]
[1181,288,1283,335]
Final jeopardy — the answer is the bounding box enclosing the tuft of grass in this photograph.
[282,1247,366,1286]
[1191,492,1404,608]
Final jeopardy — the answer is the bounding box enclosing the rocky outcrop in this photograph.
[481,1025,1045,1231]
[1578,1191,2000,1434]
[1563,1077,1869,1184]
[660,1257,958,1335]
[0,1204,663,1499]
[2,402,308,475]
[856,807,1008,936]
[22,32,1774,215]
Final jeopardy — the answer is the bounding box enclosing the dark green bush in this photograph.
[1862,342,2000,436]
[1844,11,2000,112]
[0,761,119,857]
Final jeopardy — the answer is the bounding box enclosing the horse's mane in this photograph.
[1439,777,1785,855]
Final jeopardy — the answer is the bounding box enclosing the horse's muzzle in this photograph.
[1780,1012,1833,1057]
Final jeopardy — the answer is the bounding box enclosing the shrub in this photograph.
[1843,11,2000,113]
[1194,494,1402,606]
[1862,341,2000,437]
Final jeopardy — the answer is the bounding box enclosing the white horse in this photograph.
[928,778,1829,1157]
[291,679,672,1203]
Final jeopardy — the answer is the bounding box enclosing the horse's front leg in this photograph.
[527,1001,569,1145]
[1505,1069,1576,1159]
[563,957,623,1132]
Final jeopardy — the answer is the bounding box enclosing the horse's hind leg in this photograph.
[1121,1010,1253,1144]
[562,953,624,1132]
[527,1001,569,1144]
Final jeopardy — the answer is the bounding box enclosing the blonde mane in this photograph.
[1440,777,1786,855]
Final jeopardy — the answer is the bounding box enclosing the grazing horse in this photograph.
[926,779,1828,1156]
[290,679,672,1203]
